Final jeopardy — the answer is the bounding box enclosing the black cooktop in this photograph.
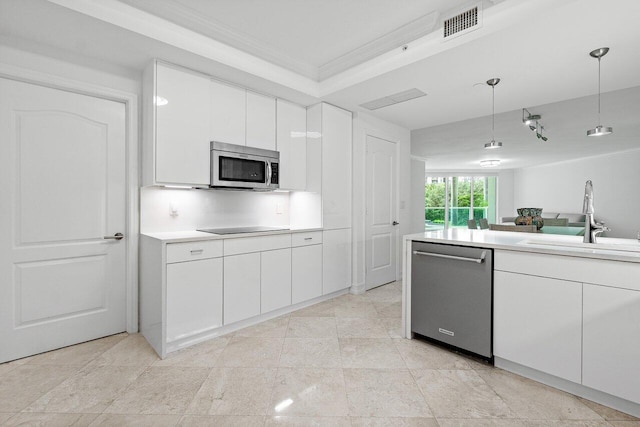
[197,226,289,235]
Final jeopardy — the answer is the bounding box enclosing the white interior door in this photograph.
[365,135,398,290]
[0,78,127,363]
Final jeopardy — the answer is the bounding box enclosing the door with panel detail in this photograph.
[365,135,398,290]
[0,78,127,363]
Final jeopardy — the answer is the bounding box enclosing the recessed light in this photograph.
[480,159,500,168]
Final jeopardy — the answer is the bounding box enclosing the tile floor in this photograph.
[1,281,638,426]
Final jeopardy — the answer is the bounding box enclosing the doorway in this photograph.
[365,135,398,290]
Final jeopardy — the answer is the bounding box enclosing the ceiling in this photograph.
[1,0,639,170]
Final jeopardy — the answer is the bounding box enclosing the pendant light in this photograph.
[587,47,613,136]
[484,78,502,149]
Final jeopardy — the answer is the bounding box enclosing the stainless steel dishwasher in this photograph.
[411,241,493,359]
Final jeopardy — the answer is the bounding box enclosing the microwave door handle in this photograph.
[266,161,272,186]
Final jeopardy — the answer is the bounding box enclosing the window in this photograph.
[424,175,497,230]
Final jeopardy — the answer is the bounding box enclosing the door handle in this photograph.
[392,221,400,226]
[103,233,124,241]
[413,250,486,264]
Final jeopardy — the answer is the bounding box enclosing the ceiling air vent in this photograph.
[360,88,426,111]
[444,5,480,39]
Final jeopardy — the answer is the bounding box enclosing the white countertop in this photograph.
[142,227,323,243]
[405,229,640,263]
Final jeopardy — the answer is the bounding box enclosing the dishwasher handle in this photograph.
[413,250,486,264]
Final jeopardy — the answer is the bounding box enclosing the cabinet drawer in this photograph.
[223,234,291,256]
[166,240,223,263]
[291,231,323,247]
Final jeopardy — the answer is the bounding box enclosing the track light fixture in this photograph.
[522,108,549,142]
[484,78,503,149]
[587,47,613,136]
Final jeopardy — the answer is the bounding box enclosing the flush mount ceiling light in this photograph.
[587,47,613,137]
[484,78,503,149]
[480,159,500,168]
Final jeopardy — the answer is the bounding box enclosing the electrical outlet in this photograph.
[276,203,283,214]
[170,202,179,217]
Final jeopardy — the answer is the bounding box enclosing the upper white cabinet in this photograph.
[276,99,307,191]
[143,61,279,186]
[210,79,245,146]
[210,81,276,150]
[152,62,211,186]
[307,103,353,229]
[246,91,276,150]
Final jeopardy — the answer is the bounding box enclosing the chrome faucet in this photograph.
[582,180,610,243]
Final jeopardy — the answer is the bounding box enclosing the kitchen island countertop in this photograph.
[404,229,640,263]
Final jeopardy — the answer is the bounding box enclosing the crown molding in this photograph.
[46,0,320,96]
[118,0,318,80]
[318,11,439,81]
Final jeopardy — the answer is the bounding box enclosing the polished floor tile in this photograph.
[2,412,99,426]
[0,281,637,425]
[187,367,276,416]
[89,413,182,426]
[25,365,145,413]
[476,368,603,420]
[339,338,406,369]
[152,336,229,368]
[88,334,159,367]
[336,317,389,338]
[0,365,79,412]
[344,368,432,418]
[179,415,265,426]
[104,366,209,415]
[216,336,284,368]
[286,317,337,338]
[269,368,349,416]
[412,369,515,419]
[279,338,341,368]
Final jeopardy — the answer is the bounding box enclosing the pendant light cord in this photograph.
[491,85,495,139]
[597,56,601,126]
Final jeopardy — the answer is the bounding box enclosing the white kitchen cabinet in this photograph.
[321,103,352,229]
[583,283,640,403]
[494,270,582,383]
[166,257,223,342]
[154,62,211,186]
[322,228,352,294]
[246,91,276,150]
[210,79,246,146]
[292,244,323,304]
[224,252,261,324]
[276,99,307,190]
[261,248,292,313]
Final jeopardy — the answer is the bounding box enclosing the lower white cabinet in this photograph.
[261,248,292,313]
[322,228,352,294]
[292,244,322,304]
[494,270,582,383]
[224,252,261,324]
[583,283,640,403]
[166,257,223,342]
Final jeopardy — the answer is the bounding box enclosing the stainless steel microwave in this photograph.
[210,141,279,190]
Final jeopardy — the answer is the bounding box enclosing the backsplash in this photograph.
[140,187,291,233]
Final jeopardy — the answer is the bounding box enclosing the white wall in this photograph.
[498,169,515,221]
[352,112,411,293]
[0,43,140,95]
[513,149,640,239]
[140,187,291,233]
